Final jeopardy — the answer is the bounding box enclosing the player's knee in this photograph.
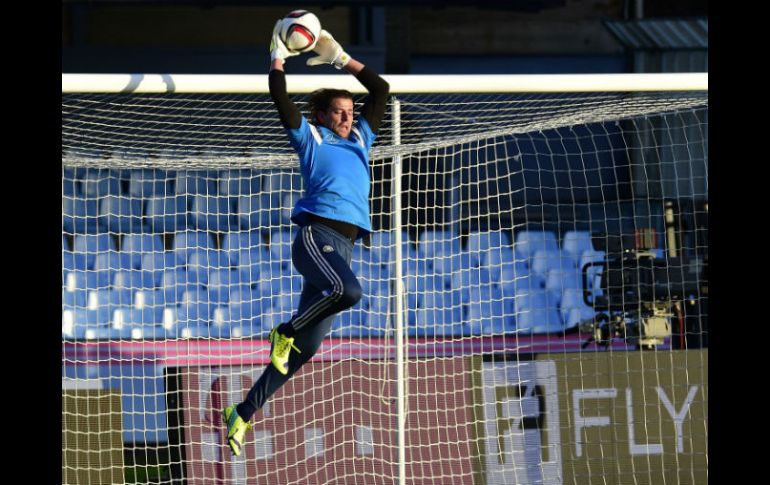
[338,280,363,309]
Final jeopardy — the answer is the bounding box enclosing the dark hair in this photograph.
[307,88,354,125]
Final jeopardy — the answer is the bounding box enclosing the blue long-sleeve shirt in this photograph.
[268,67,389,240]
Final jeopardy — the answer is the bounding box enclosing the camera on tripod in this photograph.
[579,230,698,349]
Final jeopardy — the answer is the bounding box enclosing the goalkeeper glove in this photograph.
[306,30,351,70]
[270,20,300,63]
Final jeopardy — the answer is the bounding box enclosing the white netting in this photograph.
[62,83,707,485]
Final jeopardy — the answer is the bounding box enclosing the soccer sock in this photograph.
[278,322,296,337]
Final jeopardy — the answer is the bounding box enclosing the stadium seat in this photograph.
[129,169,172,197]
[98,195,144,233]
[466,298,511,336]
[235,248,272,281]
[140,251,178,287]
[514,230,559,261]
[134,288,178,311]
[280,193,301,225]
[121,234,165,269]
[561,230,594,263]
[172,230,215,265]
[221,231,263,265]
[186,249,231,284]
[62,168,79,196]
[450,267,492,304]
[63,270,102,293]
[416,291,464,337]
[63,196,99,234]
[406,271,450,310]
[530,249,575,277]
[93,252,134,287]
[417,230,461,259]
[236,194,282,230]
[479,246,517,271]
[432,251,473,275]
[191,195,237,232]
[544,269,583,306]
[62,288,87,310]
[177,287,214,325]
[514,289,563,334]
[365,290,390,335]
[366,231,389,263]
[112,270,156,291]
[269,229,295,263]
[219,169,262,196]
[467,230,512,267]
[160,269,201,303]
[175,170,217,196]
[263,171,302,194]
[145,195,190,233]
[73,233,116,269]
[81,169,122,197]
[560,288,596,330]
[207,270,245,304]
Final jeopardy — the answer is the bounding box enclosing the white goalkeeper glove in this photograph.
[306,30,351,69]
[270,20,300,63]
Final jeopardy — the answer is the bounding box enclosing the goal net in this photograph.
[62,73,708,485]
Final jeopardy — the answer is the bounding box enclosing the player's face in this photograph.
[319,97,354,138]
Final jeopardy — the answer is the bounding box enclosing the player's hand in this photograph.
[306,30,351,69]
[270,20,300,63]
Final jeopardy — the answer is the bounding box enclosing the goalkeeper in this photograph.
[222,21,389,457]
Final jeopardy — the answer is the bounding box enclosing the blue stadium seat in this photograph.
[172,231,215,265]
[415,291,464,337]
[545,269,582,294]
[467,230,512,267]
[417,230,461,259]
[140,251,178,287]
[129,169,172,197]
[280,193,301,225]
[63,235,70,251]
[269,229,295,263]
[63,197,99,234]
[63,270,102,293]
[186,249,231,285]
[177,287,214,325]
[406,271,451,310]
[99,196,142,233]
[513,289,563,334]
[432,251,473,275]
[263,171,302,194]
[236,194,282,229]
[62,168,79,197]
[450,267,492,304]
[121,234,165,268]
[93,252,134,287]
[514,230,559,261]
[221,231,263,265]
[530,249,575,277]
[73,234,116,269]
[112,270,156,291]
[81,169,122,197]
[235,248,272,281]
[561,231,594,264]
[560,288,596,330]
[358,263,390,299]
[191,195,237,232]
[63,251,88,273]
[145,195,190,233]
[175,170,217,195]
[492,260,530,285]
[365,289,390,334]
[219,170,262,196]
[479,246,517,271]
[466,298,511,336]
[366,231,392,265]
[62,288,87,310]
[160,269,201,303]
[207,270,245,304]
[134,288,178,312]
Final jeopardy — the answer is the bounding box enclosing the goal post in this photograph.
[62,72,708,485]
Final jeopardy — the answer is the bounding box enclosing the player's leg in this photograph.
[268,223,361,373]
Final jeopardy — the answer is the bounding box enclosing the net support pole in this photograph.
[391,96,407,485]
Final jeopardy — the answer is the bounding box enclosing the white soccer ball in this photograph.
[279,10,322,53]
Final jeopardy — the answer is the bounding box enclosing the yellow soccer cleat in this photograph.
[222,404,252,457]
[268,326,301,375]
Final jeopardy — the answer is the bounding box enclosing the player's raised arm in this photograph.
[268,19,303,130]
[306,30,390,133]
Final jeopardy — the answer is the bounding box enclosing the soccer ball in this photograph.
[279,10,322,53]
